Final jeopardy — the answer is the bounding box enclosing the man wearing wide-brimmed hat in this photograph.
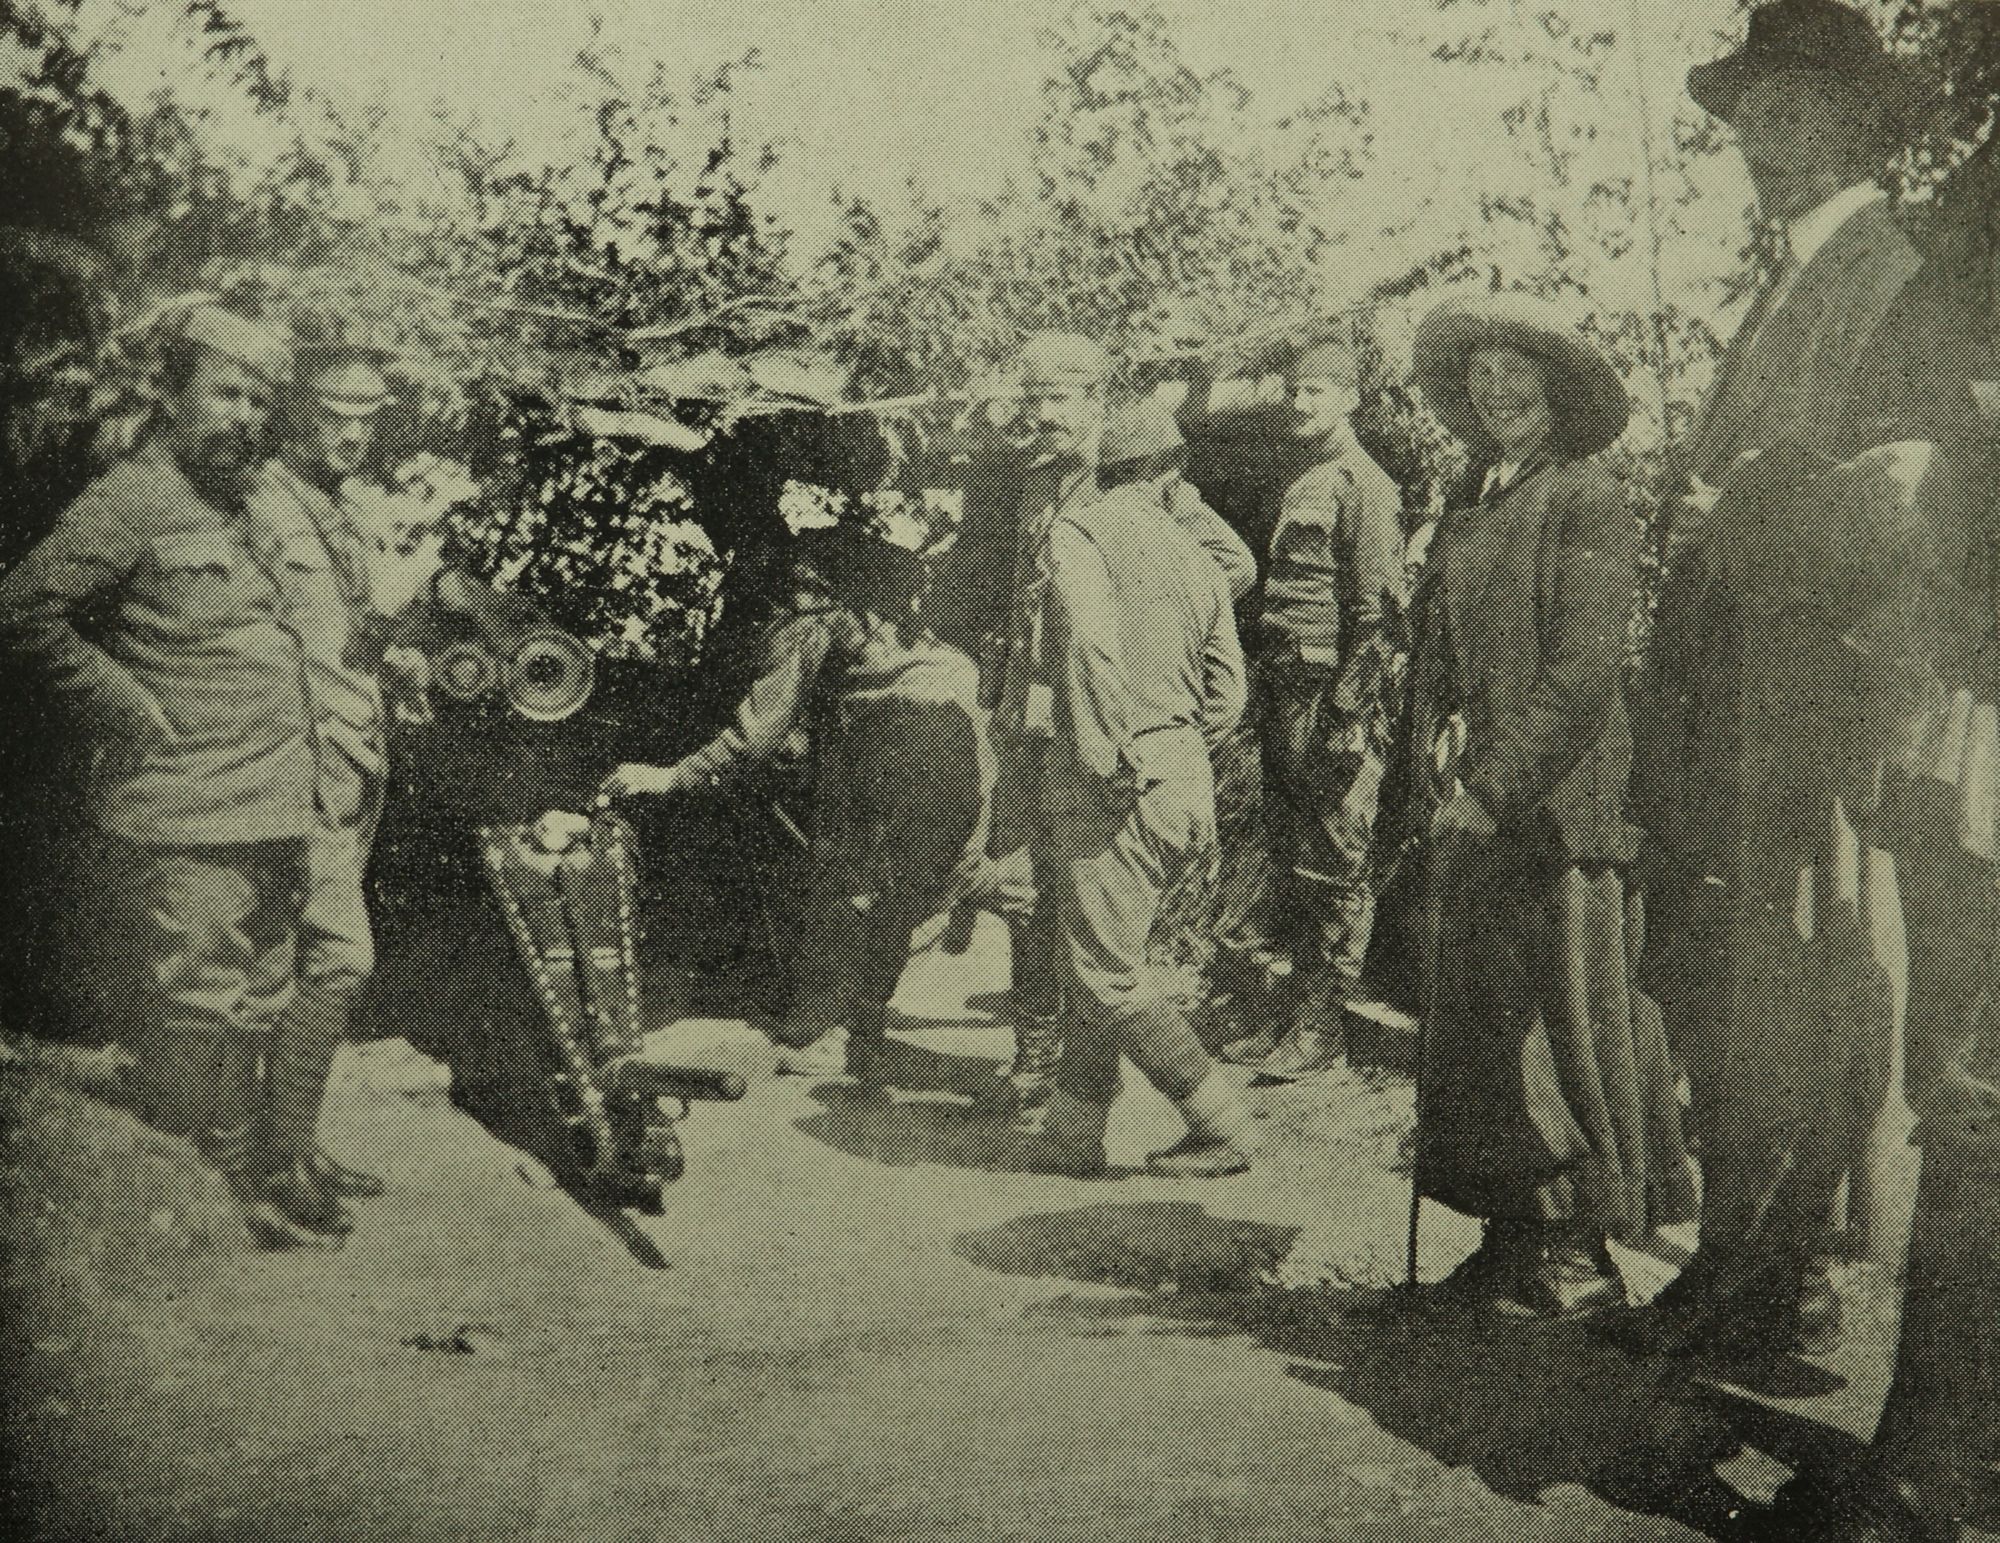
[1620,0,1941,1369]
[0,303,346,1248]
[247,342,443,1236]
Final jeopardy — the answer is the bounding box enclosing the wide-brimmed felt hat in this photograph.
[1413,293,1630,461]
[1688,0,1916,128]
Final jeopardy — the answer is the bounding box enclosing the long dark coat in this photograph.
[1404,453,1692,1239]
[1627,197,1937,1167]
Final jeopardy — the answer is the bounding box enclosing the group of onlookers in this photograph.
[606,7,2000,1538]
[0,0,1992,1536]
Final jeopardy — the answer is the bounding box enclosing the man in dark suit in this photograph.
[1622,0,1936,1363]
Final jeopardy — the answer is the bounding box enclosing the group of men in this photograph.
[0,305,440,1249]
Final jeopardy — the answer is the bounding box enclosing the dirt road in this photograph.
[7,925,1946,1543]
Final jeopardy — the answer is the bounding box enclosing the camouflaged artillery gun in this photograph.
[386,571,745,1213]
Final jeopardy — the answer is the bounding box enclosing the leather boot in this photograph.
[1002,1010,1062,1114]
[268,981,383,1199]
[1030,1088,1112,1177]
[309,1148,385,1199]
[1148,1069,1256,1177]
[1768,1468,1968,1543]
[1496,1227,1626,1319]
[1256,968,1347,1082]
[846,1005,890,1096]
[259,1156,355,1237]
[201,1125,340,1251]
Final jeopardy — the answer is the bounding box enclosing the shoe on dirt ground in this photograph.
[1491,1233,1626,1320]
[1216,1025,1280,1066]
[309,1147,385,1198]
[1256,1026,1347,1083]
[1144,1132,1252,1178]
[774,1029,850,1079]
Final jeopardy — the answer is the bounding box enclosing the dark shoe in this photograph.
[1409,1222,1530,1315]
[845,1035,890,1096]
[260,1158,356,1236]
[1144,1132,1252,1178]
[239,1194,345,1251]
[1770,1469,1963,1543]
[1023,1089,1111,1177]
[1216,1025,1280,1066]
[1494,1232,1626,1319]
[309,1148,385,1199]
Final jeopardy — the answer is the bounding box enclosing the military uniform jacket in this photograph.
[0,441,317,846]
[1260,437,1406,711]
[1039,483,1247,807]
[249,459,389,831]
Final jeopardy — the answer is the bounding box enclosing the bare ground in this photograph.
[4,922,1976,1543]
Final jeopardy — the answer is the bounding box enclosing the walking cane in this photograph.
[1407,824,1447,1288]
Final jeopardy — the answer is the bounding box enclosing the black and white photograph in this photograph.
[0,1,1995,1538]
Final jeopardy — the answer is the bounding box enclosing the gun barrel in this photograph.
[615,1062,748,1104]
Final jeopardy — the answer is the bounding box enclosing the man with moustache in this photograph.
[0,304,335,1249]
[959,337,1252,1114]
[246,344,444,1233]
[1215,329,1406,1078]
[989,332,1253,1178]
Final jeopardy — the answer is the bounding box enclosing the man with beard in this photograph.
[0,304,336,1249]
[245,345,443,1234]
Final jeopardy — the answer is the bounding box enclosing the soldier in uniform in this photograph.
[246,344,443,1232]
[990,333,1255,1178]
[601,519,994,1090]
[942,355,1252,1114]
[0,304,337,1248]
[1214,330,1407,1078]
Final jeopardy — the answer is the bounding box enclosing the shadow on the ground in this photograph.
[951,1200,1865,1541]
[790,1029,1038,1172]
[370,913,692,1270]
[956,1201,1298,1292]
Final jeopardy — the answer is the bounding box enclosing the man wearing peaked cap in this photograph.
[982,329,1255,1178]
[0,303,348,1249]
[1216,329,1407,1080]
[245,342,442,1233]
[968,336,1253,1116]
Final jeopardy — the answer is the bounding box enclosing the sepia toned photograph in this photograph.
[0,1,1995,1538]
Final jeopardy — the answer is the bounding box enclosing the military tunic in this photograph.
[1026,482,1247,1106]
[249,458,392,991]
[1241,436,1406,990]
[0,441,319,1140]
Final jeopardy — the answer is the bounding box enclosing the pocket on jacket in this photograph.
[146,532,254,629]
